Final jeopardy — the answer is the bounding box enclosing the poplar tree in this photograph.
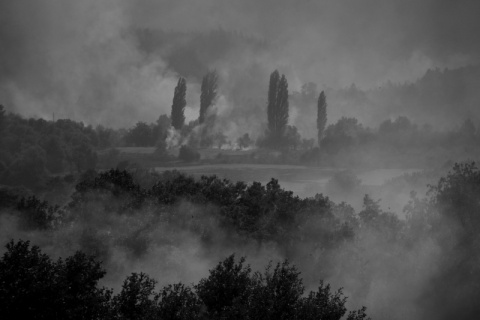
[171,77,186,130]
[199,71,218,124]
[317,91,327,146]
[267,70,289,146]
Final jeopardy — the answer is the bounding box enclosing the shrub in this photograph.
[178,145,200,162]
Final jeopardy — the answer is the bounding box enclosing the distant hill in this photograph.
[328,66,480,128]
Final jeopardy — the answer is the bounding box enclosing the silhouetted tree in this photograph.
[317,91,327,146]
[157,283,203,320]
[171,77,187,130]
[195,255,253,318]
[267,70,289,147]
[154,114,171,147]
[125,122,155,147]
[113,272,158,320]
[237,133,253,149]
[322,117,366,154]
[0,240,112,320]
[16,196,59,230]
[0,241,369,320]
[285,125,301,150]
[199,71,218,124]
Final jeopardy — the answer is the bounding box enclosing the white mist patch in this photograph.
[166,127,182,148]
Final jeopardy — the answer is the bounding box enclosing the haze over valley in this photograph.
[1,1,480,320]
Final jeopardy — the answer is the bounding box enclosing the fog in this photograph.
[2,1,480,133]
[1,1,480,319]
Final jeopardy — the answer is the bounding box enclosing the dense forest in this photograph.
[2,162,480,319]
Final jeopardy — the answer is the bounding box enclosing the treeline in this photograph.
[2,101,480,194]
[0,240,368,320]
[3,65,480,192]
[0,106,100,190]
[0,105,185,191]
[301,115,480,167]
[330,66,480,127]
[2,163,480,318]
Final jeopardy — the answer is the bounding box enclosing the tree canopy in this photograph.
[0,240,369,320]
[317,91,327,146]
[171,77,187,130]
[199,71,218,124]
[266,70,289,147]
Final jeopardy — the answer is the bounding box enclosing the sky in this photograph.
[0,0,479,127]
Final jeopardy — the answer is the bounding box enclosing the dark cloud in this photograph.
[0,0,479,128]
[133,0,480,86]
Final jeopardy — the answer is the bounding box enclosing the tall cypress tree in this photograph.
[267,70,289,146]
[171,77,187,130]
[317,91,327,146]
[199,71,218,124]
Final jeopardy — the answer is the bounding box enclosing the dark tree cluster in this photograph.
[171,77,187,130]
[123,115,171,148]
[178,145,201,162]
[0,111,101,190]
[0,240,369,320]
[0,240,111,320]
[65,169,343,245]
[317,91,327,146]
[199,71,218,124]
[2,161,480,319]
[300,114,480,168]
[264,70,289,148]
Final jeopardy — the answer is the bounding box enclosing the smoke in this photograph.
[3,0,479,136]
[2,165,480,319]
[0,193,284,293]
[132,0,480,87]
[0,0,179,128]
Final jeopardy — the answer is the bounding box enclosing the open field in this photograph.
[114,147,426,213]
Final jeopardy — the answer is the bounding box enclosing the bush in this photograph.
[178,145,200,162]
[0,240,111,320]
[0,241,369,320]
[196,255,369,320]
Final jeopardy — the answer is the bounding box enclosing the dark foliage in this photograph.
[195,255,253,318]
[317,91,327,146]
[71,169,146,213]
[0,111,100,191]
[124,122,156,147]
[171,77,187,130]
[403,162,480,319]
[113,272,158,320]
[16,196,61,230]
[157,283,203,320]
[178,145,201,162]
[0,241,369,320]
[266,70,289,148]
[0,240,111,320]
[199,71,218,124]
[429,162,480,238]
[195,255,369,320]
[237,133,253,149]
